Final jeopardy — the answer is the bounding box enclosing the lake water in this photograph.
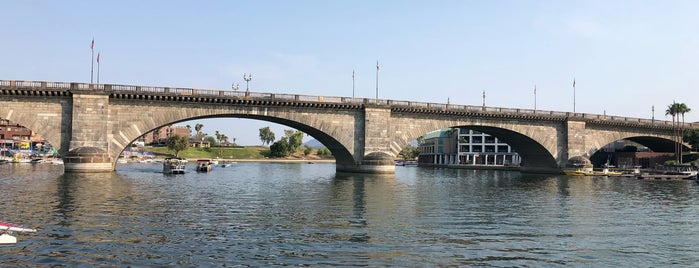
[1,162,699,267]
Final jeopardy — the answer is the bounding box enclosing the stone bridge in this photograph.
[0,80,691,174]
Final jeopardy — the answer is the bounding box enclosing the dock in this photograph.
[636,173,697,181]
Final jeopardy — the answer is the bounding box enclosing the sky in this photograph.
[2,1,699,145]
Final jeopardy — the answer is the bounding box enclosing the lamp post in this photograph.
[243,73,252,92]
[231,82,239,91]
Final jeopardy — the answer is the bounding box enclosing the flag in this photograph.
[91,38,94,50]
[376,61,379,71]
[97,52,100,63]
[573,78,576,88]
[534,85,536,94]
[352,70,355,80]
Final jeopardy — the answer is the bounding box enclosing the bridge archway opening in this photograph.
[588,136,688,168]
[117,114,353,168]
[413,125,559,173]
[0,118,60,160]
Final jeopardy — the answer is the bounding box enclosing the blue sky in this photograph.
[2,1,699,145]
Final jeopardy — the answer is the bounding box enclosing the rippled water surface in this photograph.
[1,162,699,267]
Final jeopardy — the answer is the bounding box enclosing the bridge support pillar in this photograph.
[63,147,113,173]
[337,152,396,174]
[63,93,114,173]
[563,120,589,168]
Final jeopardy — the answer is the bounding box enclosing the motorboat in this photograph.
[219,161,235,168]
[163,157,186,174]
[196,159,213,172]
[0,221,37,244]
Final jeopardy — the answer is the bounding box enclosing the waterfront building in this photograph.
[139,125,191,145]
[418,128,521,167]
[418,128,459,165]
[0,119,48,153]
[456,128,521,166]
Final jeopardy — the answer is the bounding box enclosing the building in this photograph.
[418,128,459,165]
[456,128,521,166]
[418,127,521,166]
[140,125,191,144]
[0,119,46,150]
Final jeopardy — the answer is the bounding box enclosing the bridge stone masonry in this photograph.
[0,80,692,174]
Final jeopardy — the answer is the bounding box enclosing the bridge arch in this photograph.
[386,114,565,173]
[107,103,361,171]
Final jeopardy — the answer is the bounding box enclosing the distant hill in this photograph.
[303,139,325,149]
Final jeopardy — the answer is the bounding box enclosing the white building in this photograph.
[456,128,520,166]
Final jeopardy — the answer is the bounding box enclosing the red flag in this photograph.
[97,52,100,63]
[91,39,94,50]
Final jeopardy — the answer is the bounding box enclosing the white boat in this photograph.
[219,161,236,168]
[196,159,213,172]
[163,157,186,174]
[0,221,37,244]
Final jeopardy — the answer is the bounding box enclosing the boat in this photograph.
[163,157,187,174]
[196,159,213,172]
[219,161,235,168]
[563,163,593,176]
[563,168,594,176]
[0,221,37,244]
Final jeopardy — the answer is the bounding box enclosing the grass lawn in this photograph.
[145,146,270,159]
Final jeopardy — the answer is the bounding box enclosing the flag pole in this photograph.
[97,52,101,84]
[573,78,576,113]
[352,69,355,98]
[534,85,537,111]
[375,61,379,100]
[90,38,94,83]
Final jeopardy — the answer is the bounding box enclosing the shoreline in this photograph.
[189,158,336,163]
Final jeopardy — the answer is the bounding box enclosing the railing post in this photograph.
[164,87,170,94]
[136,86,142,92]
[104,84,112,91]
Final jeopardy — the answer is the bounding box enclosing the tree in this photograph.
[214,130,221,146]
[259,126,275,146]
[683,129,699,151]
[268,129,305,157]
[194,123,204,140]
[666,103,681,163]
[220,134,229,146]
[285,130,304,155]
[398,144,421,160]
[269,139,289,157]
[205,136,216,146]
[152,127,162,145]
[316,148,332,156]
[677,103,691,163]
[166,134,189,157]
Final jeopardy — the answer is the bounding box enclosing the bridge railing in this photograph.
[1,79,694,128]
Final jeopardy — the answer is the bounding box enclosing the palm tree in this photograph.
[215,130,221,146]
[152,127,162,145]
[194,123,204,140]
[666,102,681,163]
[677,103,691,163]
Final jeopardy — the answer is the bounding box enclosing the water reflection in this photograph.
[1,163,699,266]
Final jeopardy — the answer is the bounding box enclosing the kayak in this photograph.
[0,221,37,233]
[0,221,37,244]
